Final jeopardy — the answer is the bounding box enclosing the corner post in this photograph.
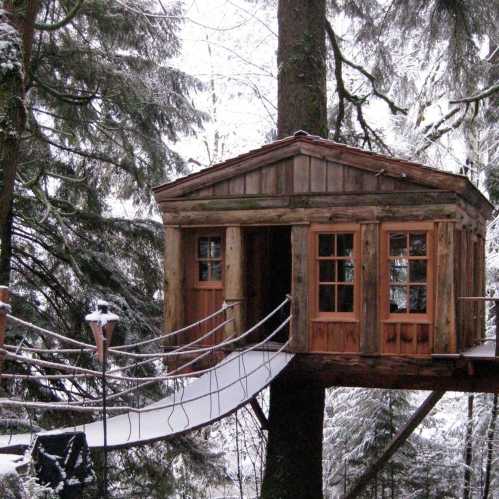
[164,227,184,346]
[434,221,456,353]
[289,225,309,352]
[224,226,245,338]
[360,223,379,354]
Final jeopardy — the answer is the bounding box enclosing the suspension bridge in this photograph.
[0,294,294,451]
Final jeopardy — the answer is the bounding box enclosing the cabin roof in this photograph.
[153,132,494,217]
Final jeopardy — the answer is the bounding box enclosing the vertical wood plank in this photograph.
[289,225,309,352]
[245,170,261,194]
[224,226,245,338]
[261,165,277,194]
[476,236,486,343]
[343,166,364,191]
[276,161,288,194]
[434,222,456,353]
[229,176,245,195]
[293,155,310,193]
[454,228,463,351]
[326,162,343,192]
[164,227,184,347]
[213,180,229,196]
[360,223,379,354]
[362,172,378,191]
[310,157,327,192]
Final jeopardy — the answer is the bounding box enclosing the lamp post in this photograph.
[85,301,118,499]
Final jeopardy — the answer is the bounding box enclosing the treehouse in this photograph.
[153,131,499,393]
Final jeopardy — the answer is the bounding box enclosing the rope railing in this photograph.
[5,301,236,354]
[0,297,292,411]
[109,302,237,351]
[0,319,291,414]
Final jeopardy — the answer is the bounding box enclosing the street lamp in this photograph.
[85,300,119,499]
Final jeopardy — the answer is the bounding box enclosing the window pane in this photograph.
[337,234,353,257]
[319,261,335,282]
[409,260,427,283]
[409,286,427,313]
[409,233,426,256]
[319,285,335,312]
[198,237,209,258]
[389,233,406,257]
[199,261,209,281]
[389,286,407,313]
[209,237,222,258]
[338,285,354,312]
[390,259,408,283]
[337,260,354,282]
[211,261,222,281]
[319,234,334,256]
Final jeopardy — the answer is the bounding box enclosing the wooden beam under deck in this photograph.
[285,353,499,393]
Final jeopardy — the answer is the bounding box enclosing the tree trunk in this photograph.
[463,394,474,499]
[261,2,328,497]
[276,0,327,139]
[482,393,497,499]
[261,377,325,499]
[0,1,39,286]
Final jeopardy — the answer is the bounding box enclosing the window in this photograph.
[197,236,222,283]
[382,223,433,319]
[312,225,359,319]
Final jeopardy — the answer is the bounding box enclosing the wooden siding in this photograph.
[455,228,485,350]
[186,156,431,199]
[310,322,360,353]
[382,323,432,355]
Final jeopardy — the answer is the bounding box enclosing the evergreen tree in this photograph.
[0,1,226,496]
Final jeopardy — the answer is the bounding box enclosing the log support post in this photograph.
[360,223,379,354]
[289,225,309,352]
[224,226,245,339]
[434,222,456,353]
[345,390,445,499]
[164,227,184,347]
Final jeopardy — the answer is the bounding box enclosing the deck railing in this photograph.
[458,297,499,357]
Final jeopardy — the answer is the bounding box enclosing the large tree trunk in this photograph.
[261,377,325,499]
[482,393,497,499]
[463,395,474,499]
[276,0,327,139]
[0,1,39,285]
[261,2,327,498]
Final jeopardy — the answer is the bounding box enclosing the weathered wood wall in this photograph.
[186,155,431,198]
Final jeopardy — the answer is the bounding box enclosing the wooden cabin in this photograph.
[153,132,499,392]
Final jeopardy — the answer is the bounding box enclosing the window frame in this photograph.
[195,232,224,289]
[380,222,434,323]
[310,224,361,322]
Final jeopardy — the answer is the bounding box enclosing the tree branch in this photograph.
[34,0,85,31]
[449,81,499,104]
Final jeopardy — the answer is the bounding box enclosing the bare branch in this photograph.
[449,81,499,104]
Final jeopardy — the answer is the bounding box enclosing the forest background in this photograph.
[0,0,497,497]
